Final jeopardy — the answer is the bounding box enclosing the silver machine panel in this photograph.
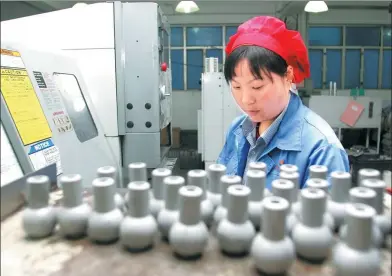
[1,2,174,186]
[115,2,172,169]
[199,72,242,169]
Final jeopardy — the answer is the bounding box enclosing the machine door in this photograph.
[0,43,118,187]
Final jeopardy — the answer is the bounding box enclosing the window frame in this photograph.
[172,24,392,91]
[170,25,239,90]
[308,24,392,90]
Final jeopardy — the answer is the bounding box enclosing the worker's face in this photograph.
[230,59,293,122]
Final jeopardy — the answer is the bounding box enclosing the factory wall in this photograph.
[1,2,390,131]
[171,8,392,130]
[308,9,391,25]
[166,2,279,130]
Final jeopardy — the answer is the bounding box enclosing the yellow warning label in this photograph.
[1,49,21,57]
[1,68,52,145]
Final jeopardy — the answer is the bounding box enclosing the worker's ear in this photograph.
[286,66,294,84]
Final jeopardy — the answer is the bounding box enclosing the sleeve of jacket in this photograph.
[216,124,232,166]
[302,144,350,188]
[216,116,243,166]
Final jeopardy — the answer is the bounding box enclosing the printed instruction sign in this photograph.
[33,71,73,134]
[28,139,63,176]
[0,123,24,187]
[0,49,53,145]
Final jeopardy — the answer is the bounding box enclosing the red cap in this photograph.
[225,16,310,84]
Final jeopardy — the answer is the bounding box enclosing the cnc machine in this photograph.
[1,43,118,217]
[1,2,174,185]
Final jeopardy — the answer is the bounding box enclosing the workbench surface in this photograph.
[1,192,391,276]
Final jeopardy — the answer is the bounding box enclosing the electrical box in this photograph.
[199,72,242,167]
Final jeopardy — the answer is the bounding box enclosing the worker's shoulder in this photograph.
[301,105,343,147]
[227,114,247,131]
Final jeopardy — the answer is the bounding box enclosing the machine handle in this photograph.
[369,102,373,118]
[160,85,171,97]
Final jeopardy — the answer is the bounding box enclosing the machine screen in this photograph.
[53,73,98,143]
[1,123,24,186]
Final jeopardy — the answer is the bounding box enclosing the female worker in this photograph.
[217,16,350,189]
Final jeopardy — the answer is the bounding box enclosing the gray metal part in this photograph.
[121,2,161,133]
[119,154,178,188]
[1,163,57,221]
[0,94,33,174]
[122,132,162,168]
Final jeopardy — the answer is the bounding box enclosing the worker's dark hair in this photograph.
[224,46,288,83]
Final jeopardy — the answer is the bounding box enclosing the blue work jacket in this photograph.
[217,92,350,190]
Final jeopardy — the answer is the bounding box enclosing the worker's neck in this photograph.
[258,120,274,136]
[257,92,291,136]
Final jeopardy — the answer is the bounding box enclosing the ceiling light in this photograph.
[304,1,328,13]
[175,1,199,14]
[73,3,88,8]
